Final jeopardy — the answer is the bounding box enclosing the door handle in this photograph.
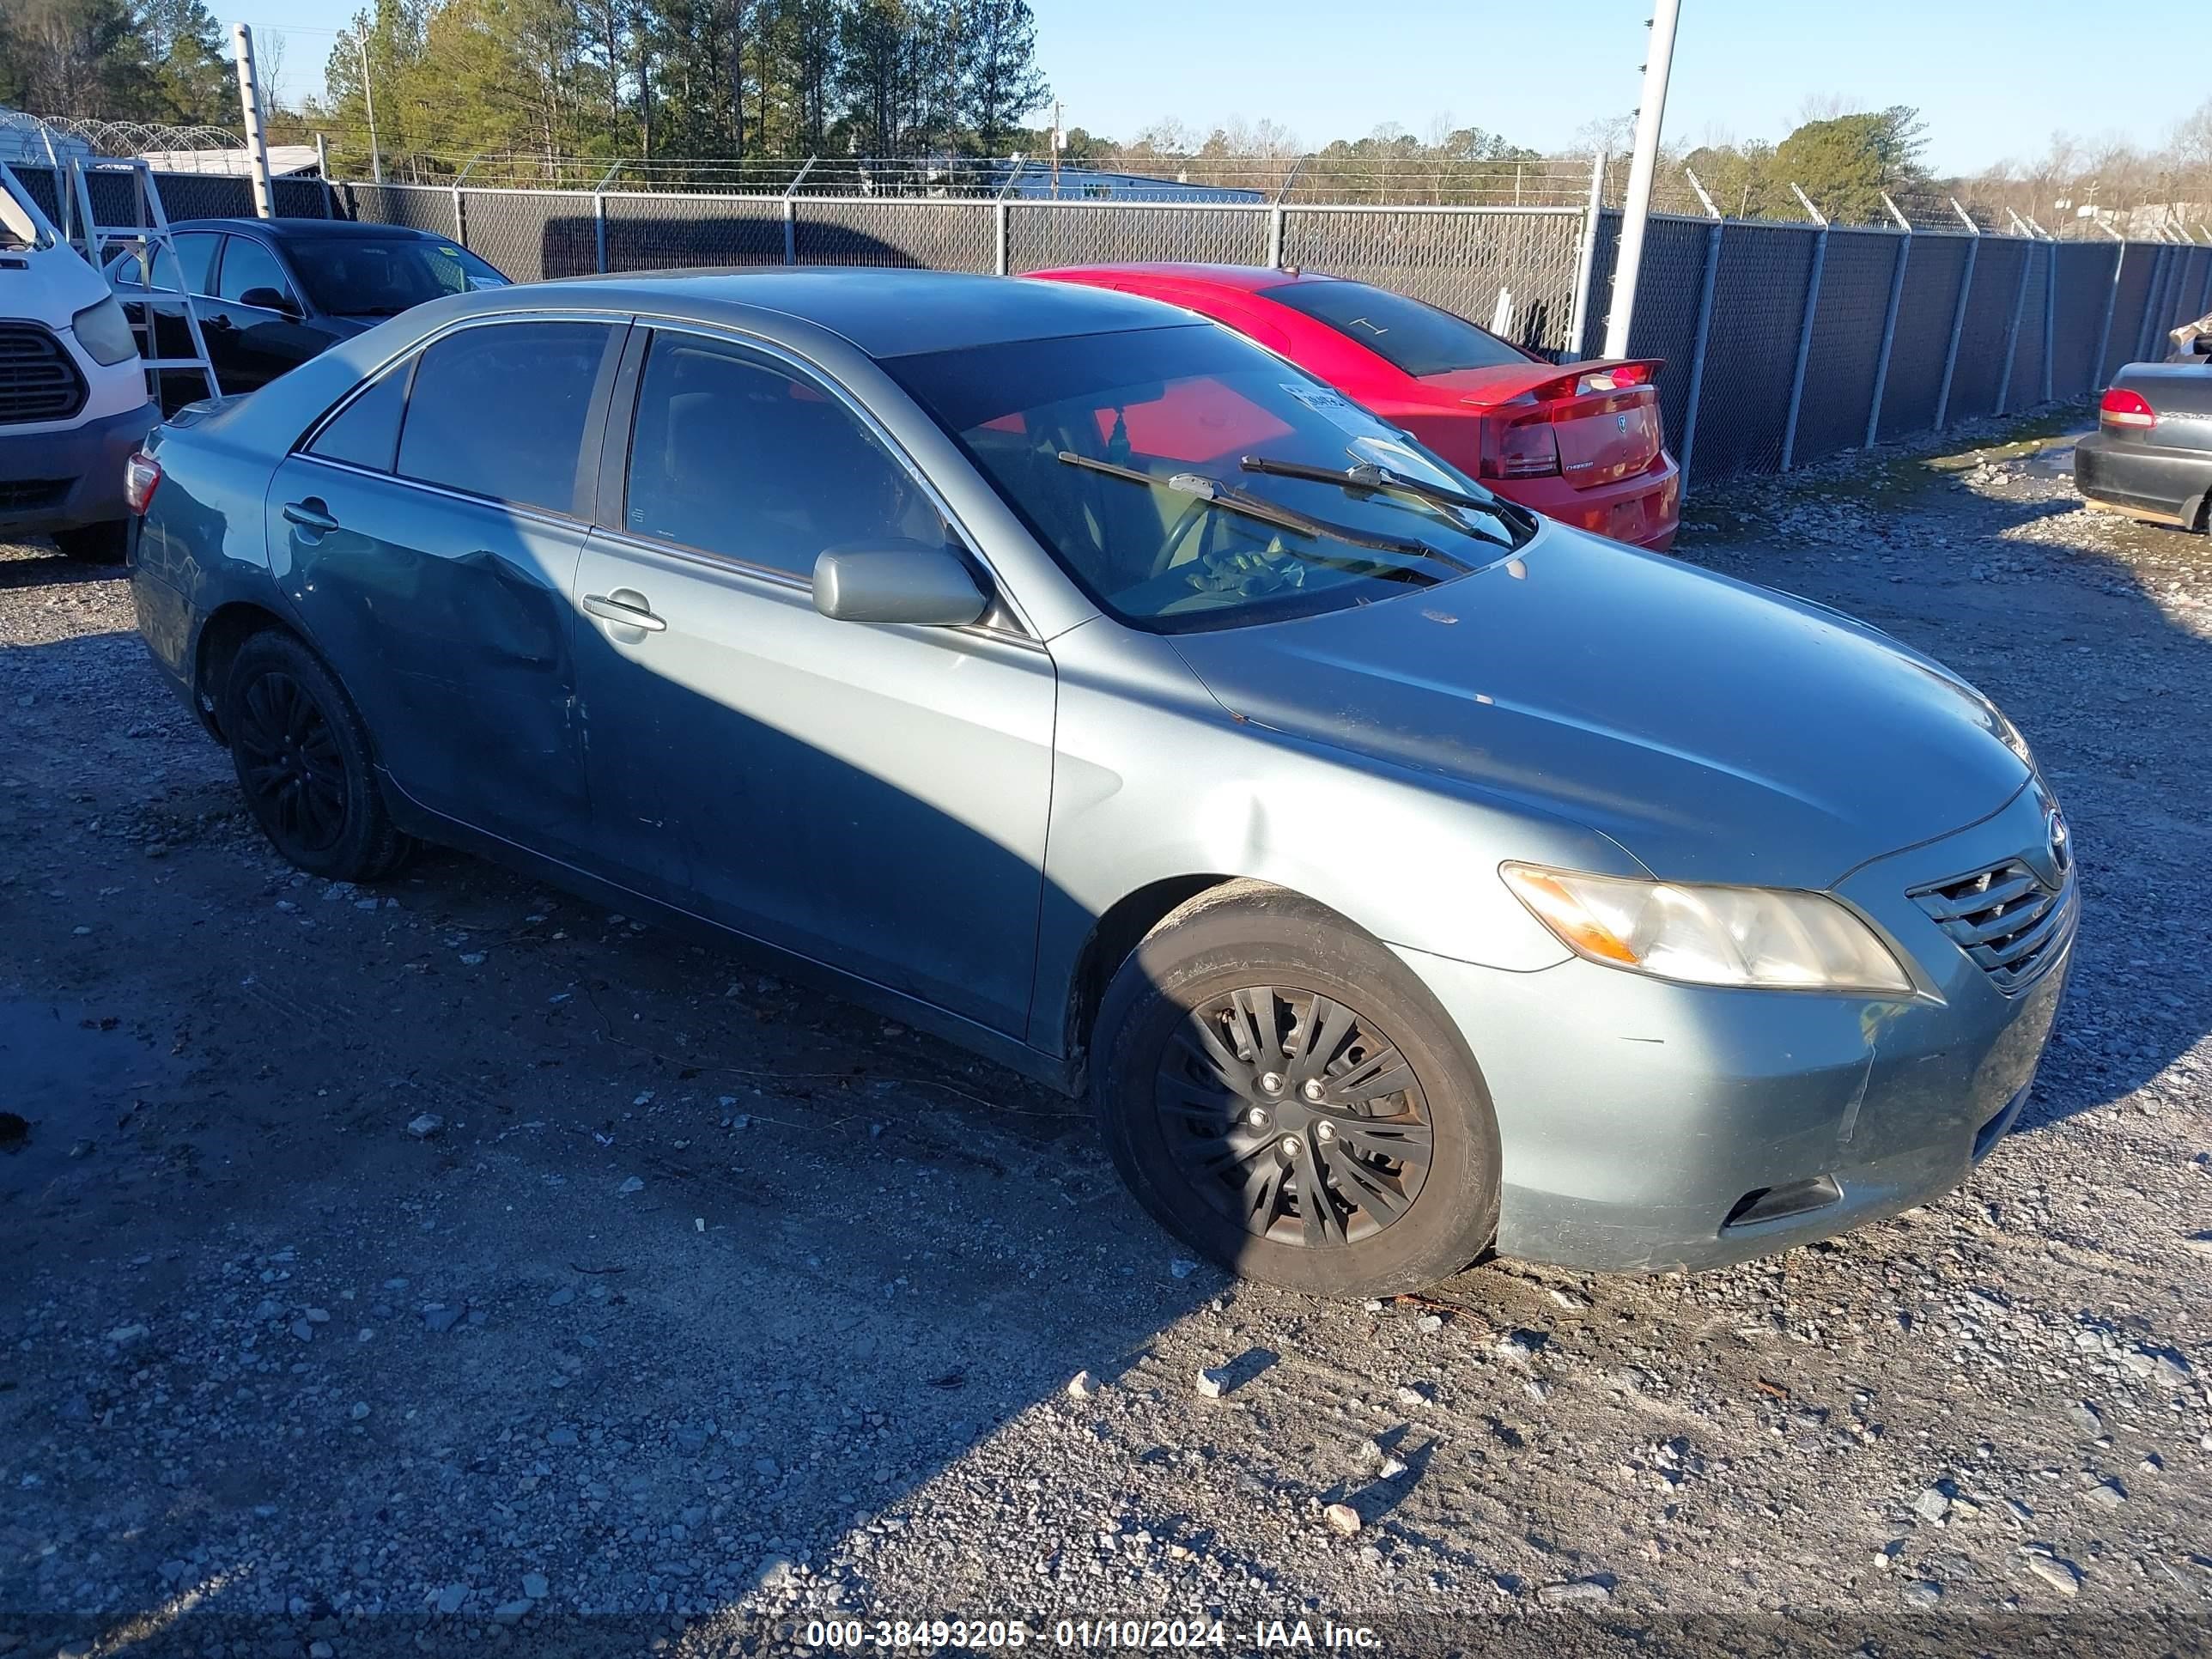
[202,313,234,331]
[582,591,667,632]
[283,499,339,533]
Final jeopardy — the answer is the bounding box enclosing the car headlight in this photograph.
[71,295,140,367]
[1502,863,1913,994]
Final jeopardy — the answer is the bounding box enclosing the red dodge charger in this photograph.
[1027,263,1680,551]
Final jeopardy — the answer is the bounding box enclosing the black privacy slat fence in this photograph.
[14,161,2208,495]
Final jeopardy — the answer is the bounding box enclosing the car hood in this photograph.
[1165,527,2031,888]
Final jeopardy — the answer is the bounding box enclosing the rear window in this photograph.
[1261,280,1532,378]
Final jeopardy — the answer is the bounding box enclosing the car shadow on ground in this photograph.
[2,427,2208,1645]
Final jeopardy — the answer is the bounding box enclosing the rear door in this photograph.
[268,316,625,861]
[568,325,1056,1033]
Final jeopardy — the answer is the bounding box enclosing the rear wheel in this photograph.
[52,522,126,564]
[1092,884,1501,1297]
[220,630,411,882]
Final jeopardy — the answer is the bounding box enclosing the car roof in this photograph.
[1030,262,1346,295]
[453,267,1209,360]
[169,218,454,244]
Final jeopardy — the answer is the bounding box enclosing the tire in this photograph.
[52,521,127,564]
[1091,883,1502,1298]
[220,629,412,882]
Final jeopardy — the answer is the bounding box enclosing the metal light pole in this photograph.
[231,22,276,219]
[1602,0,1681,360]
[356,28,384,184]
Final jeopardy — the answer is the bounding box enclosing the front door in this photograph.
[268,317,623,860]
[208,233,329,391]
[568,327,1056,1034]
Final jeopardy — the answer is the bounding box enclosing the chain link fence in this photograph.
[1577,207,2212,489]
[15,158,2212,499]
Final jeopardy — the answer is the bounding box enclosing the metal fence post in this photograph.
[2041,240,2057,405]
[450,153,479,249]
[1267,203,1284,270]
[784,197,797,265]
[994,199,1008,276]
[1563,149,1607,361]
[592,161,620,274]
[1935,226,1980,430]
[2093,243,2126,389]
[1865,228,1911,449]
[1674,217,1723,489]
[2136,246,2171,361]
[1779,219,1828,472]
[1994,236,2033,415]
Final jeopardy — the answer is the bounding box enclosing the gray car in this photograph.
[2075,362,2212,529]
[125,270,2075,1297]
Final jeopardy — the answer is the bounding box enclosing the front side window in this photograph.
[623,331,945,578]
[397,321,616,514]
[216,235,295,308]
[1261,279,1533,378]
[884,325,1528,633]
[288,237,508,319]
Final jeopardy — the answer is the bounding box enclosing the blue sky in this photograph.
[246,0,2194,174]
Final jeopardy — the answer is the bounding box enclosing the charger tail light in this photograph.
[2098,386,2155,429]
[124,450,161,516]
[1473,359,1663,482]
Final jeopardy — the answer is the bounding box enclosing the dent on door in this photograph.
[272,461,592,842]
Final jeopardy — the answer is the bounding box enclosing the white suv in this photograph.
[0,162,158,561]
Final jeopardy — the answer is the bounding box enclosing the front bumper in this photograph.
[0,398,159,536]
[1395,780,2073,1271]
[2074,429,2212,526]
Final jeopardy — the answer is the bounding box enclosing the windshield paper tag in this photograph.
[1280,381,1390,437]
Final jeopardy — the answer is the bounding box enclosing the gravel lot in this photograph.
[2,420,2209,1658]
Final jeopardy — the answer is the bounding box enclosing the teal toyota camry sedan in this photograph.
[124,270,2075,1297]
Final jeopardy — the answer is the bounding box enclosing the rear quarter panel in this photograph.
[132,312,452,690]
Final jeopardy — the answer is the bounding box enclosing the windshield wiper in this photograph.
[1054,451,1471,573]
[1239,453,1522,548]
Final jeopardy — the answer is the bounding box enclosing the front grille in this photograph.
[0,324,88,425]
[1910,858,2075,994]
[0,477,67,511]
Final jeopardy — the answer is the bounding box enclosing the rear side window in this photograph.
[173,233,219,295]
[397,321,617,514]
[1261,279,1532,377]
[308,364,411,471]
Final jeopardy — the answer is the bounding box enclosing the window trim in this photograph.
[603,320,1041,642]
[292,312,630,526]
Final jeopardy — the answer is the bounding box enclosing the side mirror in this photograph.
[239,287,299,317]
[812,541,989,628]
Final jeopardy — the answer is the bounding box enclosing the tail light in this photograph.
[124,450,161,515]
[2098,387,2155,429]
[1474,359,1662,482]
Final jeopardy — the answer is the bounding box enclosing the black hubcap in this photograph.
[234,670,347,854]
[1155,986,1432,1249]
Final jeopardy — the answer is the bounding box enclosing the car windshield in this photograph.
[1261,279,1533,378]
[884,325,1530,633]
[284,236,509,316]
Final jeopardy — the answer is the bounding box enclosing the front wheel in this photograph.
[220,629,412,882]
[1091,884,1501,1298]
